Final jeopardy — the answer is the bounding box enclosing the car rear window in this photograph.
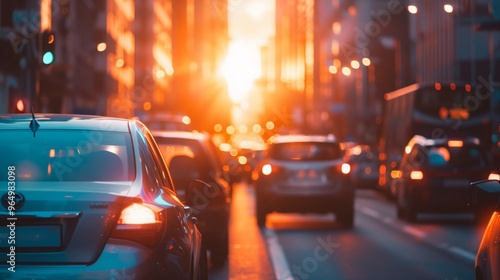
[0,130,135,181]
[424,145,487,168]
[269,142,342,161]
[155,137,212,174]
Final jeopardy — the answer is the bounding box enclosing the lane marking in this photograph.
[357,203,476,263]
[359,206,381,219]
[382,217,394,224]
[402,225,427,239]
[448,247,476,262]
[264,229,296,280]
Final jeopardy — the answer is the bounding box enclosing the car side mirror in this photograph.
[169,155,202,201]
[469,180,500,210]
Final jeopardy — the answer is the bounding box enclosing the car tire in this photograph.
[337,204,354,228]
[256,203,267,227]
[405,206,417,222]
[210,231,229,268]
[396,204,405,219]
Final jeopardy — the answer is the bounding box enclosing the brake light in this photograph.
[262,164,274,175]
[391,170,402,179]
[447,140,463,148]
[488,173,500,180]
[341,163,351,174]
[119,203,157,224]
[111,203,164,247]
[410,170,424,180]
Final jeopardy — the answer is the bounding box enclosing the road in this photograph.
[210,183,486,280]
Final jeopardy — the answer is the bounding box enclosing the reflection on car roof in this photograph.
[0,114,130,132]
[270,134,337,144]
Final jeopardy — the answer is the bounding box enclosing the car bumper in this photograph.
[407,184,471,212]
[256,182,354,213]
[0,239,191,280]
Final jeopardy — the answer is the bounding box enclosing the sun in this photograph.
[220,41,261,104]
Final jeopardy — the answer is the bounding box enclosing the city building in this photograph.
[172,0,231,132]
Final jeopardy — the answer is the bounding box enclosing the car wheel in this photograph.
[210,231,229,268]
[256,208,267,227]
[256,197,267,227]
[337,204,354,228]
[405,206,417,222]
[396,204,405,219]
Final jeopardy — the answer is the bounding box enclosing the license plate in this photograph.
[289,172,327,185]
[443,179,469,188]
[0,225,61,248]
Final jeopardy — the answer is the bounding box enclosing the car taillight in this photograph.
[488,173,500,180]
[110,203,165,247]
[262,164,281,175]
[334,163,351,175]
[410,170,424,180]
[341,163,351,174]
[390,170,402,179]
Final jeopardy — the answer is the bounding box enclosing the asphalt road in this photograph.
[210,183,485,280]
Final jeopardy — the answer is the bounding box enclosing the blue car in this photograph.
[0,114,208,279]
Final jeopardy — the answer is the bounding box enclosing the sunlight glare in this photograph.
[221,41,261,103]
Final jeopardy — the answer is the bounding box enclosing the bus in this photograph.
[378,82,492,198]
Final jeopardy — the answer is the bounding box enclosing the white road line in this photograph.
[382,217,394,224]
[359,206,381,219]
[402,225,427,239]
[448,247,477,262]
[264,229,296,280]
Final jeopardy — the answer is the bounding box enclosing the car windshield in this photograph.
[269,142,342,161]
[0,130,135,181]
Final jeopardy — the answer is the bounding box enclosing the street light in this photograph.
[341,67,352,76]
[443,4,454,14]
[362,58,371,66]
[408,5,418,14]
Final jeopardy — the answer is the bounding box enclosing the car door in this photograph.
[137,126,200,276]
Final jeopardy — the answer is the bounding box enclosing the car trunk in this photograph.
[0,181,132,264]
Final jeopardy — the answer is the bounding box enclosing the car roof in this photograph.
[410,135,481,147]
[151,130,208,141]
[269,134,338,144]
[0,114,131,132]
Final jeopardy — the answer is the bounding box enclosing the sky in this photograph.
[228,0,275,45]
[222,1,275,104]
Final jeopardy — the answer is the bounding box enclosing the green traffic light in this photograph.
[42,52,54,65]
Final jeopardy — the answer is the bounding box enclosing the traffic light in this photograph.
[41,31,55,66]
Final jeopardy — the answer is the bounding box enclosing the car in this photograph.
[151,130,232,267]
[343,145,380,189]
[469,179,500,280]
[253,134,355,227]
[234,142,267,183]
[395,135,491,222]
[0,114,208,279]
[135,112,194,131]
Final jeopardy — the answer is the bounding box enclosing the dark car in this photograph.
[470,180,500,280]
[395,135,490,222]
[0,114,208,279]
[151,131,232,267]
[254,134,355,227]
[343,145,380,189]
[135,112,194,131]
